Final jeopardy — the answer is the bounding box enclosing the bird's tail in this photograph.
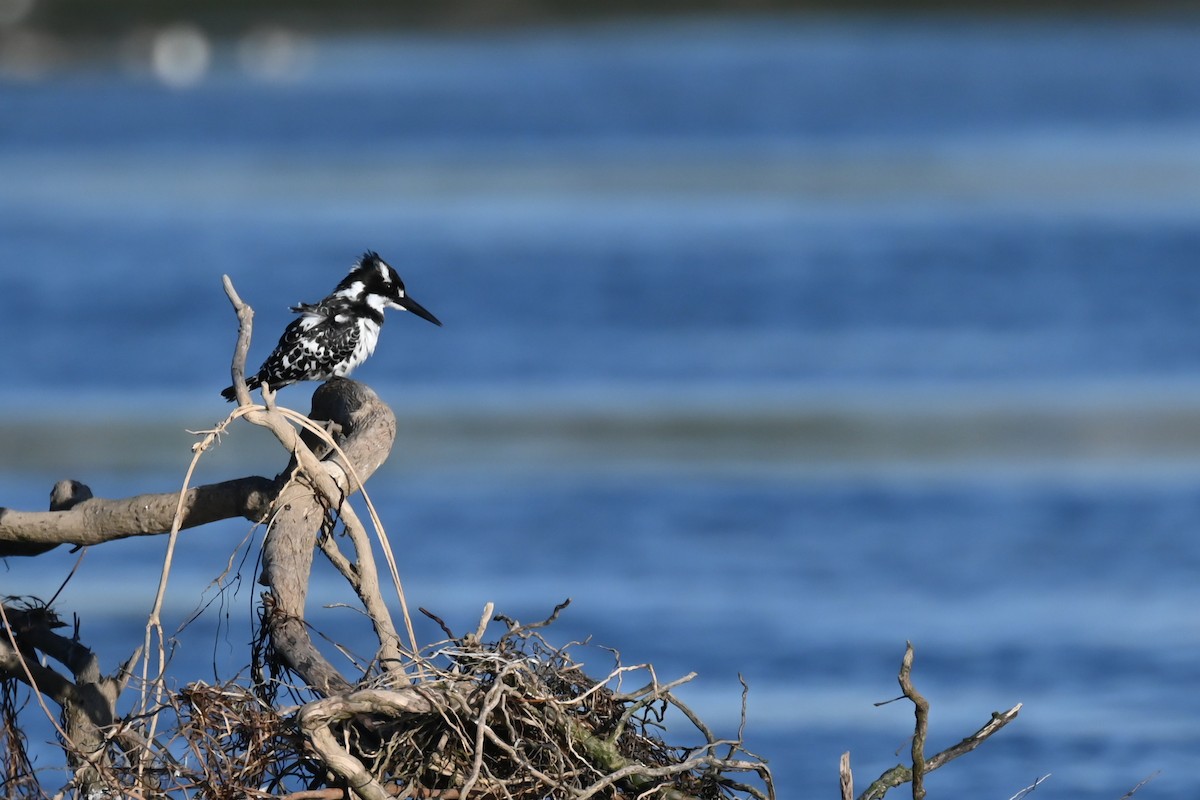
[220,374,258,402]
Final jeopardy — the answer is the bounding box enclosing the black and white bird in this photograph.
[221,251,441,402]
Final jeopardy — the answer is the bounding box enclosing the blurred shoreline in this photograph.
[4,0,1200,83]
[19,0,1200,38]
[8,379,1200,480]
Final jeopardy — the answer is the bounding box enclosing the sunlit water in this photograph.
[3,15,1200,797]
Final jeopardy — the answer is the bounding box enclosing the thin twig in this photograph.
[1007,774,1051,800]
[608,671,696,744]
[419,608,455,640]
[1116,771,1160,800]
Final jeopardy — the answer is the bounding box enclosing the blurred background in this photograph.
[4,0,1200,796]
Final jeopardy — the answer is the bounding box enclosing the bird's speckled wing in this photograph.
[252,302,361,391]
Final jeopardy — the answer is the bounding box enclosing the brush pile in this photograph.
[164,602,774,800]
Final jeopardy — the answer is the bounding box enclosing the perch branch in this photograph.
[220,279,405,695]
[288,387,419,674]
[223,273,256,408]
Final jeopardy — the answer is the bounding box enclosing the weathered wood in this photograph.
[296,686,446,800]
[304,378,398,487]
[0,604,134,795]
[0,476,277,558]
[256,378,399,696]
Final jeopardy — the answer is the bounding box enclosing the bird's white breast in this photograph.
[335,318,381,376]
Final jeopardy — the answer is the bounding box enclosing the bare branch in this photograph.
[0,477,278,557]
[251,383,403,695]
[0,602,124,795]
[296,687,446,800]
[857,644,1021,800]
[926,702,1022,770]
[1007,773,1052,800]
[898,642,929,800]
[1116,771,1160,800]
[223,273,256,408]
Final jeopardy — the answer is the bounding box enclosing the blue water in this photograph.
[4,14,1200,798]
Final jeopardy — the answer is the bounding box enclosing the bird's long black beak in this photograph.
[395,294,442,326]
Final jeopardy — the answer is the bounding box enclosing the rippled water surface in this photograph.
[3,15,1200,797]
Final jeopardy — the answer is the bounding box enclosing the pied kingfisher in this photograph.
[221,251,441,401]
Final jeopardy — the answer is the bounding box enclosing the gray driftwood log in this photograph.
[0,475,277,558]
[256,378,401,695]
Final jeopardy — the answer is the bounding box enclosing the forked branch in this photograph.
[856,643,1021,800]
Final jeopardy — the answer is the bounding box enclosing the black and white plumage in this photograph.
[221,251,441,402]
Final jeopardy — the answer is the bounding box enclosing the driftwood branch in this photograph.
[297,686,447,800]
[0,476,278,558]
[0,602,138,795]
[899,642,929,800]
[857,643,1021,800]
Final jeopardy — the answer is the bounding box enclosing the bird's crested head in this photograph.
[334,251,442,326]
